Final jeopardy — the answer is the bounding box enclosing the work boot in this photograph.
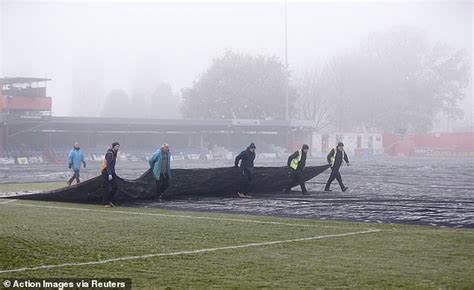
[104,204,112,208]
[324,188,332,192]
[342,187,348,192]
[237,192,246,198]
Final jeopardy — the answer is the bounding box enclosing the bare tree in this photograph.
[296,67,332,132]
[322,26,470,133]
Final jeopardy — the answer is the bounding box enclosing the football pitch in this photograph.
[0,199,473,288]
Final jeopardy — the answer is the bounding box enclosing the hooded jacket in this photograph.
[234,147,256,169]
[68,147,84,171]
[149,149,172,179]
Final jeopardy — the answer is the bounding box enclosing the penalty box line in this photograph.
[0,229,381,274]
[0,200,366,230]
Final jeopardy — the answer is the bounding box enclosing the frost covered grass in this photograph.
[0,200,473,288]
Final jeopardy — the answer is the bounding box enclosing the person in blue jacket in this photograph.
[67,142,86,186]
[149,143,172,201]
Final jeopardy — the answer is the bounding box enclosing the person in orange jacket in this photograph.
[101,142,120,207]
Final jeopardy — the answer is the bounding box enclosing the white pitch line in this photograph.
[0,199,17,205]
[0,229,381,274]
[1,202,355,229]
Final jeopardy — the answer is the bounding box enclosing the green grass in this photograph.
[0,200,473,289]
[0,182,65,192]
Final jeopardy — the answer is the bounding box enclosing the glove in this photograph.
[83,161,86,168]
[68,163,72,169]
[108,174,113,181]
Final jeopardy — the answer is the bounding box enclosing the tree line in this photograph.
[77,26,469,133]
[181,27,470,133]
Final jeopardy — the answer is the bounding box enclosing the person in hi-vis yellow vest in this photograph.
[285,144,310,195]
[325,142,350,192]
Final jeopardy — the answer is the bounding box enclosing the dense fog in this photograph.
[1,0,472,133]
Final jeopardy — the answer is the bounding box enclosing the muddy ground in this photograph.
[1,156,473,228]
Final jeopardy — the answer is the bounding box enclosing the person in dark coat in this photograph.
[286,144,309,194]
[325,142,350,192]
[234,143,256,198]
[148,143,172,202]
[101,142,120,207]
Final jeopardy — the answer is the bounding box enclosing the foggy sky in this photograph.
[1,0,472,124]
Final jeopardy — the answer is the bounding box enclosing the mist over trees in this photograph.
[101,89,133,118]
[70,60,104,117]
[180,27,469,133]
[96,26,469,133]
[130,91,149,119]
[150,83,180,119]
[315,27,470,133]
[181,50,297,120]
[95,57,180,119]
[100,82,180,119]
